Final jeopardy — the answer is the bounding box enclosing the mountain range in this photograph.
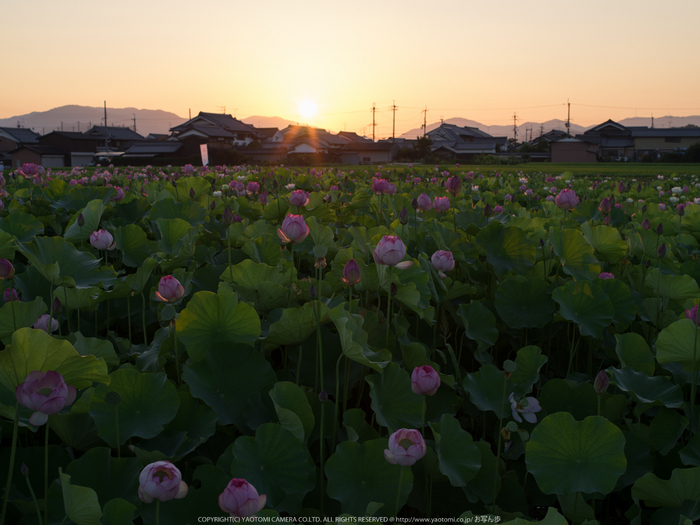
[2,105,699,141]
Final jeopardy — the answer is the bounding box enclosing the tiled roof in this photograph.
[0,127,40,143]
[85,126,145,141]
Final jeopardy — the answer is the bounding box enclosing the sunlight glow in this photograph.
[298,99,317,121]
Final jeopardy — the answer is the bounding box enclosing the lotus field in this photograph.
[2,162,700,525]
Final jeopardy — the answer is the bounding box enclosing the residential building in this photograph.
[426,123,508,160]
[0,127,41,167]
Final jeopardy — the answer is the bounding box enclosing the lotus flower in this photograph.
[219,478,267,518]
[15,370,76,426]
[277,214,309,244]
[411,365,440,396]
[289,189,310,207]
[155,276,185,303]
[432,196,450,213]
[138,461,188,503]
[0,258,15,280]
[431,250,455,278]
[384,428,427,466]
[34,314,59,334]
[90,229,116,251]
[341,259,361,286]
[416,193,432,211]
[509,393,542,424]
[555,189,579,211]
[373,236,412,269]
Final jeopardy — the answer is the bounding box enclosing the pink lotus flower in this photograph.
[416,193,432,212]
[373,236,412,269]
[219,478,267,518]
[110,187,125,201]
[593,371,609,394]
[247,181,260,194]
[15,370,76,426]
[4,288,18,302]
[433,196,450,213]
[494,205,504,214]
[599,272,615,279]
[277,214,310,244]
[686,305,700,326]
[444,176,461,194]
[384,428,427,466]
[555,189,579,211]
[372,178,389,194]
[509,393,542,424]
[431,250,455,278]
[598,198,612,214]
[0,258,15,280]
[341,259,361,286]
[183,164,195,174]
[90,229,116,251]
[155,276,185,303]
[411,365,440,396]
[289,189,310,207]
[34,314,59,334]
[138,461,188,503]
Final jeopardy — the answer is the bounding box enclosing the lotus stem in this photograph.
[24,472,42,525]
[172,322,181,387]
[296,345,303,386]
[0,402,20,525]
[691,309,699,436]
[394,466,405,516]
[385,266,393,351]
[141,292,147,345]
[127,292,132,345]
[44,423,49,525]
[492,373,508,507]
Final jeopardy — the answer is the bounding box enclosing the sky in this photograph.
[3,0,700,138]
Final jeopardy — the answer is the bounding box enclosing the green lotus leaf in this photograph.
[69,332,119,369]
[0,297,47,344]
[627,227,667,261]
[329,304,392,372]
[0,445,70,502]
[176,291,261,362]
[456,301,499,350]
[137,390,218,460]
[19,236,117,288]
[549,227,601,281]
[0,211,45,242]
[228,423,316,515]
[49,388,101,450]
[89,369,179,446]
[101,498,137,525]
[498,507,569,525]
[294,215,337,258]
[156,217,196,255]
[645,268,700,303]
[599,278,638,330]
[183,344,277,429]
[525,413,627,495]
[343,408,381,443]
[615,332,655,376]
[0,229,16,259]
[63,199,106,243]
[494,277,556,330]
[679,431,700,467]
[580,221,627,264]
[243,233,283,266]
[552,280,615,339]
[649,406,687,455]
[51,185,115,213]
[631,467,700,508]
[0,327,109,390]
[58,468,103,525]
[617,431,654,489]
[656,319,700,372]
[462,365,515,419]
[431,414,481,487]
[113,224,152,268]
[149,197,207,226]
[111,257,158,298]
[263,302,330,349]
[221,259,295,312]
[366,362,423,431]
[65,447,142,507]
[476,221,536,277]
[326,438,412,517]
[610,367,683,408]
[538,379,598,421]
[114,196,150,223]
[262,197,290,221]
[511,345,548,397]
[462,441,500,504]
[269,381,315,444]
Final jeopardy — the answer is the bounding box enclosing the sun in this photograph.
[298,99,318,121]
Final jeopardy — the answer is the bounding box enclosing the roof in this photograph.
[255,128,281,138]
[122,142,182,156]
[178,126,236,139]
[85,126,145,141]
[171,112,257,134]
[11,144,65,155]
[338,131,372,143]
[0,127,40,144]
[39,131,105,141]
[631,128,700,138]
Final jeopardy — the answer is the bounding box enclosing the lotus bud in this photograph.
[77,213,85,227]
[398,206,408,225]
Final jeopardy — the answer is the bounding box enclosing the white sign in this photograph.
[200,144,209,166]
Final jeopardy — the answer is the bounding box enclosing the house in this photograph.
[170,112,260,148]
[551,138,598,163]
[38,131,107,167]
[340,142,399,165]
[11,144,67,168]
[568,119,700,162]
[120,141,183,161]
[426,123,508,160]
[0,127,41,167]
[83,125,145,151]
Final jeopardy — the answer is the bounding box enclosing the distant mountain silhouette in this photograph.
[0,105,187,136]
[241,115,297,129]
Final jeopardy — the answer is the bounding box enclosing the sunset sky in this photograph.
[3,0,700,137]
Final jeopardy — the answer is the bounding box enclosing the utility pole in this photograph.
[566,99,571,137]
[651,115,654,128]
[540,124,544,137]
[371,103,377,142]
[104,101,108,128]
[513,113,518,142]
[391,100,397,142]
[189,108,192,120]
[422,106,428,137]
[133,114,137,133]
